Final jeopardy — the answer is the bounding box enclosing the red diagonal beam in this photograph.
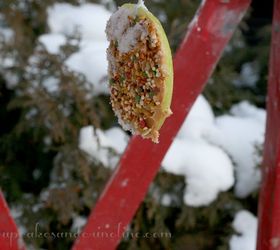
[257,0,280,249]
[73,0,251,249]
[0,192,25,250]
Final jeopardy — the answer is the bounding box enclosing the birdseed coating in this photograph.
[106,13,168,143]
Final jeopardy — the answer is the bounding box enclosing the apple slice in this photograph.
[106,2,173,143]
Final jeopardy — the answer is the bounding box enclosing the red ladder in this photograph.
[0,0,278,249]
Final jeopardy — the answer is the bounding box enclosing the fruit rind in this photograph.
[106,4,173,143]
[123,3,173,132]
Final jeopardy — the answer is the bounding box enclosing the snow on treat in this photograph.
[105,1,173,143]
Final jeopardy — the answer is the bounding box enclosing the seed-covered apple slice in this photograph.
[106,1,173,143]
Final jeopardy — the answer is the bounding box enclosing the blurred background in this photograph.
[0,0,273,249]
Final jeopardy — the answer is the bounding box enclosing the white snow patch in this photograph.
[1,57,14,68]
[177,95,215,140]
[161,194,172,206]
[163,138,234,206]
[79,126,129,168]
[104,127,129,153]
[162,95,265,206]
[40,3,111,95]
[230,210,257,250]
[71,215,87,232]
[163,96,234,206]
[230,100,265,123]
[39,33,66,54]
[65,42,109,95]
[0,27,13,43]
[0,14,14,43]
[106,6,148,53]
[0,18,17,88]
[114,109,135,134]
[207,101,265,197]
[233,62,259,87]
[11,205,27,236]
[42,77,60,92]
[47,3,111,41]
[2,71,18,89]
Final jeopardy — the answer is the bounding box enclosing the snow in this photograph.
[106,5,148,53]
[233,62,259,87]
[0,16,17,89]
[207,101,265,197]
[230,210,257,250]
[230,100,265,122]
[163,138,234,206]
[1,57,14,68]
[162,96,234,206]
[114,109,135,134]
[39,3,111,95]
[0,14,14,43]
[79,125,129,168]
[42,77,60,93]
[162,96,265,206]
[0,27,13,42]
[104,127,130,153]
[65,42,109,95]
[161,194,172,206]
[71,215,87,232]
[47,3,111,41]
[177,95,215,140]
[11,205,27,236]
[39,34,66,54]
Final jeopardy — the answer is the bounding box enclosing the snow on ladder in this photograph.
[2,0,278,249]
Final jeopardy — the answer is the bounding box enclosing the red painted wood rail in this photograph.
[257,0,280,249]
[73,0,251,249]
[0,192,25,250]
